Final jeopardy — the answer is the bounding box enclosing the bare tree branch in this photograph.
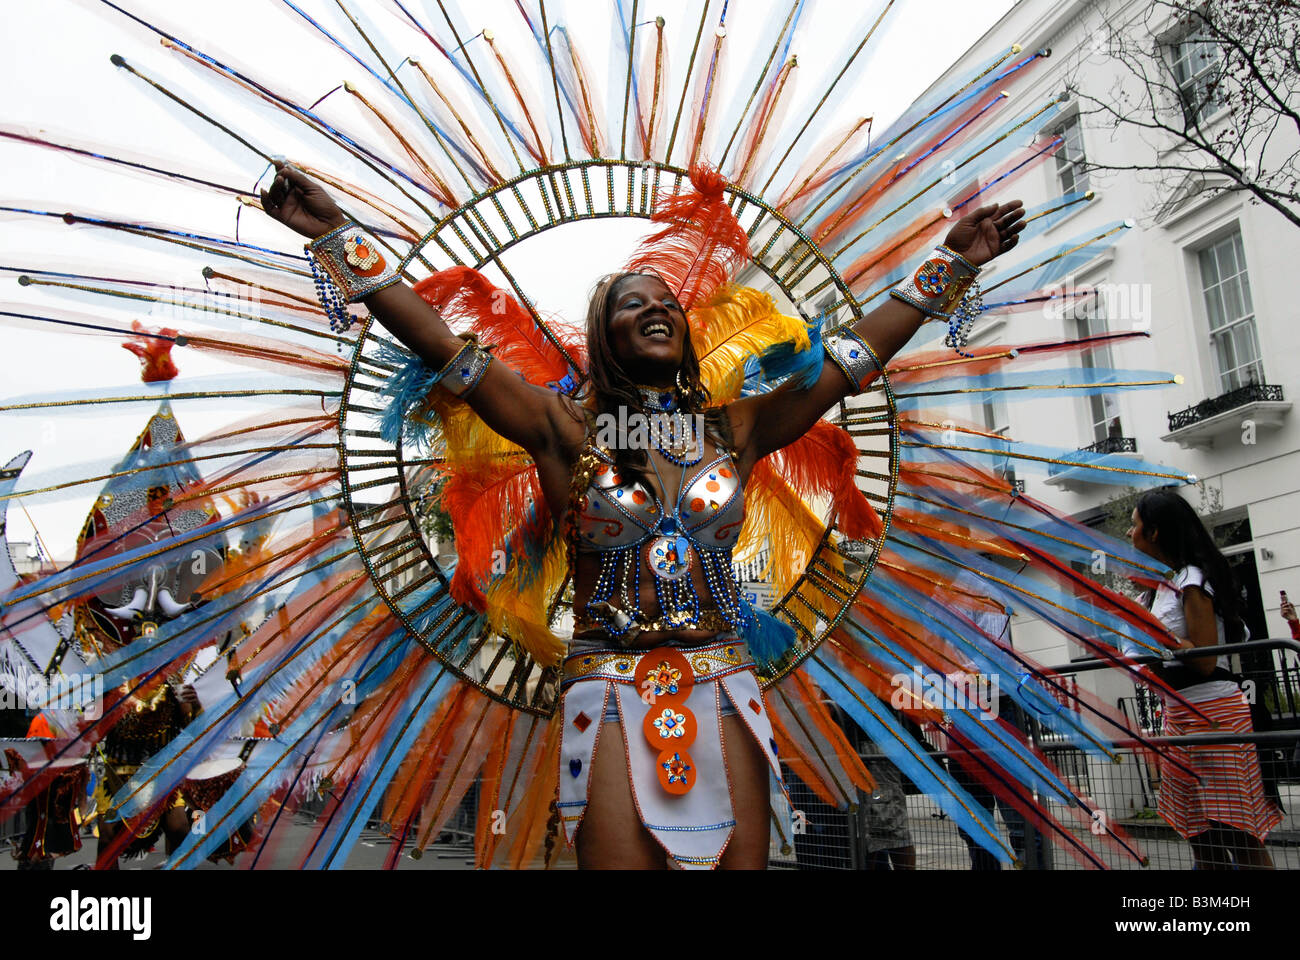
[1066,0,1300,228]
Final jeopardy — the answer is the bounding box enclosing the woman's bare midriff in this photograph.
[571,546,744,649]
[572,624,727,650]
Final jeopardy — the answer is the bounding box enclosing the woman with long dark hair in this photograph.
[1129,488,1282,869]
[259,160,1024,868]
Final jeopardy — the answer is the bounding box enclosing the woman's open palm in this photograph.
[943,200,1025,267]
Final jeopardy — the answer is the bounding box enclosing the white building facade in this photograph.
[907,0,1300,676]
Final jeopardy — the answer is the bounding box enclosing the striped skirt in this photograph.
[1157,694,1283,841]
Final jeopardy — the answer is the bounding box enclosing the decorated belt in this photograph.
[562,639,753,689]
[564,640,755,796]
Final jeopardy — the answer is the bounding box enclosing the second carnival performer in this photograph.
[259,161,1025,869]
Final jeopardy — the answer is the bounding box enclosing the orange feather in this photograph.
[413,267,575,387]
[439,453,550,611]
[766,419,882,541]
[625,165,750,311]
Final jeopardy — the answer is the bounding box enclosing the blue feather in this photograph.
[373,339,443,450]
[743,312,827,395]
[741,609,798,673]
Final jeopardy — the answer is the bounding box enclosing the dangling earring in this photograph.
[675,368,688,401]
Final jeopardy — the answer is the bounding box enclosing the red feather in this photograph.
[412,267,576,387]
[765,419,882,541]
[439,455,550,610]
[625,165,750,310]
[121,320,179,382]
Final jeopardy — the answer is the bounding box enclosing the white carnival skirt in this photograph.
[557,639,785,869]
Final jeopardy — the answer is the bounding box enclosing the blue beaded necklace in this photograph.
[635,385,703,466]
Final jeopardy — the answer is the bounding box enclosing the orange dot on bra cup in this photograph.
[690,498,705,512]
[632,489,647,505]
[596,464,609,476]
[706,480,720,492]
[719,468,732,478]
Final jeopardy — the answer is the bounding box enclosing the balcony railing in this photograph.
[1167,382,1284,432]
[1080,436,1137,455]
[1047,436,1138,477]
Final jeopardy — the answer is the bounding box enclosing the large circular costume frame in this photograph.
[337,158,900,716]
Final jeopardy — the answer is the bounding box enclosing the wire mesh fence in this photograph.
[768,748,1300,871]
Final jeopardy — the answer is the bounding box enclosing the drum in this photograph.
[179,757,253,864]
[179,757,244,811]
[16,757,88,862]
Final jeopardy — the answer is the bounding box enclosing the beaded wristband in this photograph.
[434,334,492,399]
[943,279,985,359]
[823,327,882,393]
[306,221,400,333]
[889,244,980,319]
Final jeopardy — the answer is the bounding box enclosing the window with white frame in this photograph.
[1168,32,1223,125]
[981,394,1010,437]
[1051,114,1089,195]
[1197,229,1263,393]
[1070,289,1123,443]
[980,395,1018,487]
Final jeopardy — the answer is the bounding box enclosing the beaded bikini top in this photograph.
[567,416,750,641]
[574,449,745,551]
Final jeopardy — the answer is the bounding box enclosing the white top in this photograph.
[1150,566,1238,702]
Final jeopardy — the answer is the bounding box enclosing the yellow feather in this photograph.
[431,394,521,466]
[736,463,844,634]
[689,286,811,401]
[484,534,569,668]
[420,392,567,666]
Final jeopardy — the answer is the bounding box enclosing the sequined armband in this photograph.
[823,328,881,393]
[308,222,400,302]
[306,222,401,333]
[889,244,980,319]
[434,334,492,399]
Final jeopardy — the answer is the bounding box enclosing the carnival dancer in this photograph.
[260,161,1024,868]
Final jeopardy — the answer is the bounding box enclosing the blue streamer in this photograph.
[802,656,1013,865]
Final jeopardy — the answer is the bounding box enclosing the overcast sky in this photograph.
[1,0,1018,553]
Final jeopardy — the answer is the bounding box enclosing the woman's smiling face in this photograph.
[605,274,688,376]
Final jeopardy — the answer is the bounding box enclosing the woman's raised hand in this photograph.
[259,161,347,239]
[942,199,1026,268]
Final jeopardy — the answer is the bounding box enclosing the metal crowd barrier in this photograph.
[768,638,1300,870]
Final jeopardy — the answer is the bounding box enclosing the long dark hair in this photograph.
[581,272,725,485]
[1136,488,1245,640]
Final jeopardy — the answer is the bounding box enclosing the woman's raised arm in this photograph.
[727,201,1025,469]
[261,162,577,461]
